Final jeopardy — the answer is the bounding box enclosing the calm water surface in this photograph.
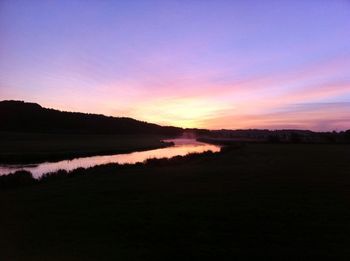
[0,139,220,178]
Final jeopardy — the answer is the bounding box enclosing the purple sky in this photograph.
[1,0,350,130]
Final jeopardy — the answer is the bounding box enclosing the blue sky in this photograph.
[1,0,350,130]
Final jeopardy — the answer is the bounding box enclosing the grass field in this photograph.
[0,132,172,163]
[1,144,350,260]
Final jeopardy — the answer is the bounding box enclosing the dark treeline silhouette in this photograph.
[0,100,183,135]
[198,128,350,144]
[2,100,349,142]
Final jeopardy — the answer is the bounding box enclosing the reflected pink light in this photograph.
[0,139,221,178]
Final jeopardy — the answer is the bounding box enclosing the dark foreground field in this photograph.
[1,144,350,260]
[0,132,171,163]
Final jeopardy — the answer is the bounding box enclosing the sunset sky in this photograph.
[1,0,349,130]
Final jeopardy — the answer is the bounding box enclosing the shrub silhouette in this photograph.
[0,170,35,189]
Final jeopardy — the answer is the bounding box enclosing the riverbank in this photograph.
[0,132,174,164]
[0,138,219,178]
[1,143,350,259]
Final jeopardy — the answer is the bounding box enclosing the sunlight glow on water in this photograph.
[0,139,220,178]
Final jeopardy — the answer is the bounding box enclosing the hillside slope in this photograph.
[0,100,182,135]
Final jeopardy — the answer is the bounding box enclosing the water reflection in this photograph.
[0,139,220,178]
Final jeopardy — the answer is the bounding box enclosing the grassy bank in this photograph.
[0,132,173,164]
[1,144,350,259]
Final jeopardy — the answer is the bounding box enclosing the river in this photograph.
[0,139,220,178]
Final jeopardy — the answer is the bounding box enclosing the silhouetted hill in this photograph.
[0,100,183,135]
